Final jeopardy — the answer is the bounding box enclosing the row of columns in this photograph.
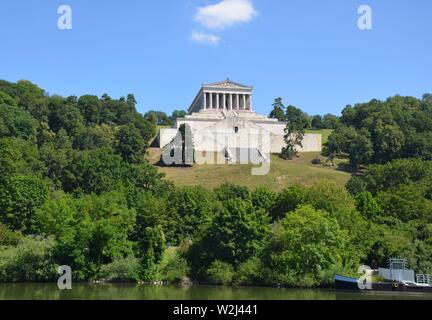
[203,92,252,111]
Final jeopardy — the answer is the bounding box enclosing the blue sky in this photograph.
[0,0,431,116]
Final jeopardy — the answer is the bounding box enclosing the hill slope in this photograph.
[148,148,350,191]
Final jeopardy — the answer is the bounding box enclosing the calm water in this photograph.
[0,284,432,300]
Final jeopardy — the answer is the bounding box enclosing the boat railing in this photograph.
[416,274,432,285]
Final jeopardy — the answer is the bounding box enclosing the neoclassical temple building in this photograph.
[158,79,321,162]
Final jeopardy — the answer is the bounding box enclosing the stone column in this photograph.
[203,92,207,110]
[249,94,253,111]
[243,94,246,110]
[209,92,213,109]
[223,94,226,110]
[216,93,220,109]
[229,94,233,110]
[236,94,240,110]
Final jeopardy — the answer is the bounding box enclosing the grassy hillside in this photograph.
[148,148,350,191]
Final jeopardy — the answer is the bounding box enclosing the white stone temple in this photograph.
[158,79,321,161]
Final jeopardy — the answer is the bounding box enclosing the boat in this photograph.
[335,258,432,293]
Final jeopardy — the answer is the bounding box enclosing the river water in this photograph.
[0,283,432,300]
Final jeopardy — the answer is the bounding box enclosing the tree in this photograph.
[36,191,136,280]
[0,237,57,282]
[115,124,146,164]
[188,198,270,277]
[423,93,432,104]
[286,105,310,129]
[15,80,49,122]
[261,205,352,287]
[271,183,308,220]
[346,130,373,169]
[372,123,404,163]
[135,226,166,280]
[73,124,115,150]
[311,115,324,129]
[166,186,214,244]
[78,95,101,125]
[322,114,340,129]
[0,174,49,233]
[144,111,172,126]
[354,191,383,221]
[326,126,373,169]
[376,184,432,223]
[269,97,285,121]
[281,106,306,160]
[250,187,277,213]
[48,96,84,134]
[215,183,250,201]
[0,103,38,141]
[62,148,129,194]
[171,110,187,123]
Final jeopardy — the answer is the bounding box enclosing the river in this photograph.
[0,283,432,300]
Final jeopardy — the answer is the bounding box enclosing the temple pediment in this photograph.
[204,79,252,90]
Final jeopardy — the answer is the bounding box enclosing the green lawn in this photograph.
[148,149,350,191]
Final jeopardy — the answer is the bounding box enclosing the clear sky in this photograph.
[0,0,431,116]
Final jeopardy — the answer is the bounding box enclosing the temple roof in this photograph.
[203,79,253,90]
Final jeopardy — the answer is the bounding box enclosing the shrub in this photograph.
[234,257,262,286]
[261,205,351,288]
[206,261,235,286]
[0,237,57,282]
[0,224,23,247]
[99,255,140,282]
[158,247,190,283]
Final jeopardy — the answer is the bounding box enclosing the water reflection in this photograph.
[0,284,431,300]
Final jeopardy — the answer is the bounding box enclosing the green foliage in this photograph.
[376,184,432,223]
[73,124,115,150]
[2,78,432,288]
[0,174,49,233]
[234,257,262,286]
[188,198,270,277]
[100,255,140,282]
[311,115,324,129]
[137,226,166,280]
[215,183,250,201]
[281,105,306,160]
[0,237,57,282]
[269,97,285,121]
[272,183,308,220]
[346,159,432,196]
[250,187,277,213]
[325,126,373,169]
[0,104,37,140]
[157,247,190,283]
[78,95,101,125]
[115,124,146,164]
[261,205,352,287]
[354,192,383,221]
[322,114,340,129]
[66,148,129,194]
[171,110,187,123]
[36,191,136,280]
[0,224,23,247]
[144,110,172,126]
[328,94,432,167]
[206,261,235,285]
[165,186,214,244]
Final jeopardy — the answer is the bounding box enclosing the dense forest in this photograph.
[0,79,431,287]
